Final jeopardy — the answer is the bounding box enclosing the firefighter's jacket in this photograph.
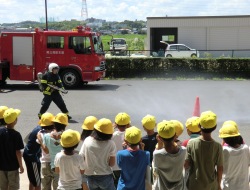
[41,72,64,95]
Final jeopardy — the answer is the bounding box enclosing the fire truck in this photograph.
[0,26,106,88]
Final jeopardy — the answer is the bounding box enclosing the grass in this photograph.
[101,34,147,51]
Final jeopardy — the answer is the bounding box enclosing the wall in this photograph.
[147,15,250,52]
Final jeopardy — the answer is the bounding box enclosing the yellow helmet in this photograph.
[185,117,200,133]
[141,114,156,130]
[199,111,217,129]
[53,113,68,126]
[169,120,184,137]
[115,112,130,125]
[39,112,54,127]
[222,120,239,132]
[94,118,114,134]
[60,129,80,148]
[0,106,9,119]
[219,123,240,138]
[3,108,21,124]
[157,120,176,139]
[82,116,98,130]
[125,126,142,144]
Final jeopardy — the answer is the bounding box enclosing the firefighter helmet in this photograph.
[48,63,59,72]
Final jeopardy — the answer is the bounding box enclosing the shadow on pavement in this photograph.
[1,83,120,92]
[68,119,78,124]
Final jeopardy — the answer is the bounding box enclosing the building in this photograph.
[147,15,250,57]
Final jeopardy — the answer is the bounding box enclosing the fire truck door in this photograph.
[11,36,34,81]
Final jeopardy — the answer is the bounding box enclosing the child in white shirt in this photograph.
[219,122,250,190]
[54,129,85,190]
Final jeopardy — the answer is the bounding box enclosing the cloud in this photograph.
[0,0,250,23]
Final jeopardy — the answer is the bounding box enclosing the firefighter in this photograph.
[38,63,72,120]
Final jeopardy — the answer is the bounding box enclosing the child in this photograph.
[38,113,68,190]
[141,115,157,190]
[221,120,244,146]
[81,116,98,141]
[79,118,116,190]
[155,120,184,149]
[184,111,223,190]
[0,108,24,190]
[112,112,131,187]
[23,112,54,190]
[81,116,98,190]
[0,106,8,126]
[182,116,201,147]
[153,120,187,190]
[37,114,55,190]
[170,120,184,146]
[117,126,150,190]
[219,123,250,189]
[141,114,157,163]
[54,129,85,190]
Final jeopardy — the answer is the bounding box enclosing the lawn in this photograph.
[101,34,147,51]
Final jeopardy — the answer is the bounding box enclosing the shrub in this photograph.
[105,57,250,79]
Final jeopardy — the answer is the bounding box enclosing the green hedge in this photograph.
[105,58,250,78]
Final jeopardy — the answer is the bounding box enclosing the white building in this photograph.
[147,15,250,57]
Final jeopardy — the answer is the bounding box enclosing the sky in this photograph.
[0,0,250,23]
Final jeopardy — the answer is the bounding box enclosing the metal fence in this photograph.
[104,49,250,58]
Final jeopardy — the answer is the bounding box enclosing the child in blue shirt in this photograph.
[117,126,150,190]
[38,113,68,190]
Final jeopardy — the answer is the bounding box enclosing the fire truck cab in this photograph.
[0,26,105,88]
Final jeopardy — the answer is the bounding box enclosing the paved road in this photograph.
[1,79,250,144]
[1,79,250,189]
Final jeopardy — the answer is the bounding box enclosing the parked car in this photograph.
[160,42,199,58]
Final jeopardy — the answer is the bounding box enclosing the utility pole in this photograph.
[45,0,48,30]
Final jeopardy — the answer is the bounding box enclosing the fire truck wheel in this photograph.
[60,69,80,88]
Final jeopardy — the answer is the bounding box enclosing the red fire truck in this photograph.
[0,26,106,88]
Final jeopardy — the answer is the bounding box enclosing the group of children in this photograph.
[0,105,250,190]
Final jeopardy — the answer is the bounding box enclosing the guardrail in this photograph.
[104,49,250,58]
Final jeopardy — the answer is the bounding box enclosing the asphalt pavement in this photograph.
[1,79,250,189]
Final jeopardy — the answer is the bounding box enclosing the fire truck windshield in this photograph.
[93,36,104,54]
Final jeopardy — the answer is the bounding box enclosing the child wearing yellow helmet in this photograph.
[116,126,150,190]
[184,111,223,190]
[80,116,98,190]
[24,112,54,190]
[182,116,201,147]
[0,106,8,126]
[112,112,131,188]
[54,129,85,190]
[0,108,24,190]
[141,114,157,190]
[219,122,249,189]
[153,120,186,190]
[38,113,68,190]
[79,118,116,190]
[221,120,244,146]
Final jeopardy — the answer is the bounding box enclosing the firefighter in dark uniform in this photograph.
[38,63,72,120]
